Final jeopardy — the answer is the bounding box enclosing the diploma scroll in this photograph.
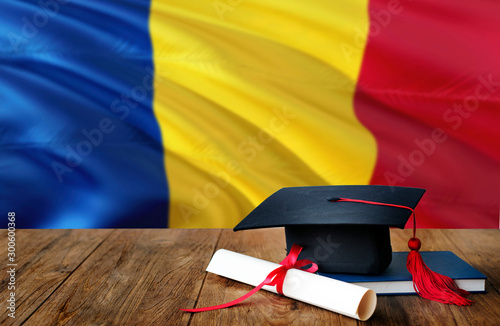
[206,249,377,321]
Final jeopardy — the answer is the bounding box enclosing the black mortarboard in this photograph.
[234,185,426,275]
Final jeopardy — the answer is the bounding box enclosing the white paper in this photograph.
[206,249,377,321]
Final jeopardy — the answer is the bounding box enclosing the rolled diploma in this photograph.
[206,249,377,321]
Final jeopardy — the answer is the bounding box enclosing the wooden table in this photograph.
[0,229,498,325]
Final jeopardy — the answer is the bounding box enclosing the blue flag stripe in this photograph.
[1,0,169,228]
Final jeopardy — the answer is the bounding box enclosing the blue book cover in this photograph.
[318,251,487,295]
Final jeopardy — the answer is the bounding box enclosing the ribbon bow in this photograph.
[181,244,318,313]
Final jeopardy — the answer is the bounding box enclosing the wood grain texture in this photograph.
[375,229,500,326]
[437,230,500,326]
[22,229,220,326]
[2,229,498,325]
[191,229,500,326]
[0,229,112,326]
[190,228,358,326]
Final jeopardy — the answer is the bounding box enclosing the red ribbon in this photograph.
[181,244,318,313]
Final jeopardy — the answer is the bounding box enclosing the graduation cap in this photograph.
[234,185,473,305]
[234,185,424,274]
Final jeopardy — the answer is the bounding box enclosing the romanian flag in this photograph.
[2,0,499,228]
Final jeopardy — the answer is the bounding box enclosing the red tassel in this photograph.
[333,197,474,306]
[407,238,473,306]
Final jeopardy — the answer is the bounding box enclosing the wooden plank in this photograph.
[442,230,500,290]
[3,228,497,325]
[191,228,500,326]
[24,229,220,325]
[388,229,500,326]
[190,228,358,326]
[437,230,500,325]
[0,229,112,326]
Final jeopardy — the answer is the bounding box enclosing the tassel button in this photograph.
[408,238,421,251]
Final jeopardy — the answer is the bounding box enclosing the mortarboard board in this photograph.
[234,185,473,306]
[234,185,426,274]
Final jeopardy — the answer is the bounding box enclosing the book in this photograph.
[318,251,486,295]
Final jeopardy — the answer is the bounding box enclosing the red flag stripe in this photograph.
[354,0,500,228]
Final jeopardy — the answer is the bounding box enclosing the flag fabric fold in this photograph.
[1,0,498,228]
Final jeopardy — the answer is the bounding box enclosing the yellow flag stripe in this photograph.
[150,0,376,227]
